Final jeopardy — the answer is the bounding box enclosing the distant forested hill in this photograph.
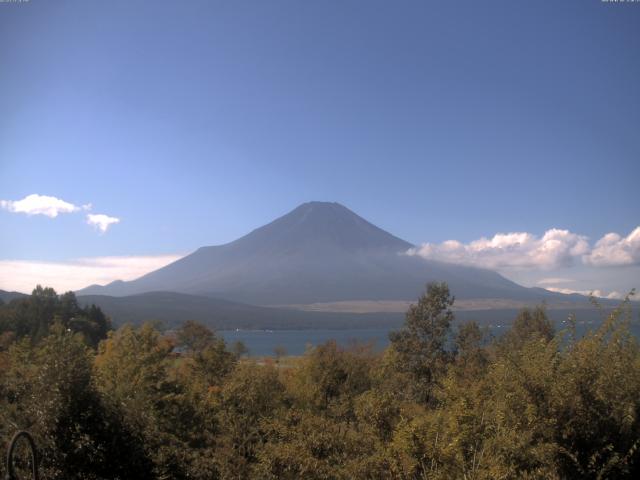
[0,289,27,303]
[77,291,403,330]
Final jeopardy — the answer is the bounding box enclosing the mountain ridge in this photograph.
[0,289,28,303]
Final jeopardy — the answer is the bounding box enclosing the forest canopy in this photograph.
[0,284,639,479]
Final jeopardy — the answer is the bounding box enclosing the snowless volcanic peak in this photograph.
[77,201,557,306]
[228,201,413,254]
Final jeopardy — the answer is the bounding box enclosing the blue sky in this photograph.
[0,0,638,296]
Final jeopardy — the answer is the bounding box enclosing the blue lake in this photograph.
[221,328,392,356]
[220,321,640,357]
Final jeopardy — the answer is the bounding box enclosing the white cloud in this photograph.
[0,254,184,294]
[86,214,120,233]
[544,287,633,301]
[583,227,640,267]
[408,228,590,270]
[0,194,82,218]
[1,194,118,234]
[410,226,640,272]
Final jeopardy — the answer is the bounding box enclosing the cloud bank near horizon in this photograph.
[1,194,120,233]
[0,254,184,294]
[542,286,626,300]
[409,226,640,270]
[408,226,640,301]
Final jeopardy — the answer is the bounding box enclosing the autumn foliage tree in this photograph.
[388,282,455,404]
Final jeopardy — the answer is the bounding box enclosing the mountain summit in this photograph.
[78,202,551,305]
[223,201,412,255]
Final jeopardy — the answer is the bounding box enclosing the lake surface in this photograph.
[221,328,392,356]
[220,321,640,356]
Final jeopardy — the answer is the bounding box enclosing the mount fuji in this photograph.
[78,202,560,306]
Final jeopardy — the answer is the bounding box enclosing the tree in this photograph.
[500,305,555,351]
[290,340,374,421]
[216,363,285,478]
[274,345,286,364]
[388,282,454,404]
[1,325,153,479]
[95,323,190,478]
[549,303,640,478]
[176,320,215,352]
[452,320,490,381]
[257,409,388,480]
[0,287,111,348]
[232,340,249,358]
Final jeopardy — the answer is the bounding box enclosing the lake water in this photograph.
[220,321,640,356]
[221,328,392,356]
